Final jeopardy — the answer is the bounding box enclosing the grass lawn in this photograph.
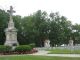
[0,55,80,60]
[48,49,80,54]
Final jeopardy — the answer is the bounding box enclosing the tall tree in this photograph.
[49,12,72,46]
[0,9,9,44]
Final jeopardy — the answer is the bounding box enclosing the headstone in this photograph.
[4,6,19,46]
[69,39,74,46]
[44,39,50,48]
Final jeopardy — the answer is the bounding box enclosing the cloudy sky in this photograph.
[0,0,80,24]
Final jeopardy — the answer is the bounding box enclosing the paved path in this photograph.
[29,50,80,57]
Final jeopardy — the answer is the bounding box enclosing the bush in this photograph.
[15,45,32,52]
[0,45,11,52]
[29,43,35,49]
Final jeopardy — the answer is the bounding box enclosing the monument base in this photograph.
[4,40,19,46]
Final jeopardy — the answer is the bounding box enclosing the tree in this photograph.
[0,9,9,44]
[1,9,79,47]
[18,10,50,47]
[72,24,80,44]
[49,12,72,46]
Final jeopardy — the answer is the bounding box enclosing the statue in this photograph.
[44,39,50,48]
[4,6,19,46]
[69,39,74,46]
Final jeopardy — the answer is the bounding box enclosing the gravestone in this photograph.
[44,39,50,48]
[68,38,74,50]
[69,39,74,46]
[4,6,19,46]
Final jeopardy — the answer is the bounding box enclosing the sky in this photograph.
[0,0,80,24]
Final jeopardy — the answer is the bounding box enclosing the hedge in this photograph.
[0,45,11,52]
[15,45,32,52]
[29,43,35,49]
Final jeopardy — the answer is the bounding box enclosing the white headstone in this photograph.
[69,40,74,46]
[44,39,50,48]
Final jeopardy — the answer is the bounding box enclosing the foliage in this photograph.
[29,43,35,48]
[71,24,80,44]
[0,9,9,44]
[0,45,11,52]
[0,9,80,47]
[49,12,72,46]
[15,45,32,52]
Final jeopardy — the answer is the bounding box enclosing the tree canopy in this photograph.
[0,9,80,47]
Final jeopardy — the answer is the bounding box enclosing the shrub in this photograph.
[29,43,35,49]
[15,45,32,52]
[0,45,11,52]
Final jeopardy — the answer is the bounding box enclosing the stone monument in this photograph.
[4,6,19,46]
[69,39,74,46]
[44,39,50,48]
[68,37,74,47]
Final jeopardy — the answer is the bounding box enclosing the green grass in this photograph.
[48,49,80,54]
[0,55,80,60]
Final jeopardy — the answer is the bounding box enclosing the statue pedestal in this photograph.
[4,28,19,46]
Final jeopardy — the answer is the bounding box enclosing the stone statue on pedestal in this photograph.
[4,6,19,46]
